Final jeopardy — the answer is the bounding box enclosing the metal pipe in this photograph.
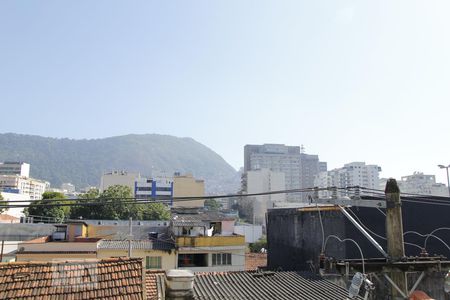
[339,206,389,258]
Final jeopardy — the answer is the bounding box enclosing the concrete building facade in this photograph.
[246,168,286,225]
[379,172,448,196]
[244,144,325,202]
[173,173,205,208]
[314,162,381,197]
[100,171,140,193]
[0,162,30,177]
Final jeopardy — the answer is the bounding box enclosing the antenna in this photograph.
[300,144,305,154]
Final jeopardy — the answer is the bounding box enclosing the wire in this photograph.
[347,209,423,252]
[424,227,450,250]
[316,203,325,253]
[324,234,365,274]
[403,231,450,253]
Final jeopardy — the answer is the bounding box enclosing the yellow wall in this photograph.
[176,235,245,247]
[97,249,176,270]
[173,174,205,208]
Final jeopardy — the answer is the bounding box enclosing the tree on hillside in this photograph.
[25,191,70,223]
[139,203,170,220]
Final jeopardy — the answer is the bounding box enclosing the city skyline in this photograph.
[1,1,450,184]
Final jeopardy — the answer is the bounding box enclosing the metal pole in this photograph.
[446,167,450,197]
[339,206,388,258]
[0,240,4,262]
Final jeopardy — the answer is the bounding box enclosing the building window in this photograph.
[146,256,162,269]
[212,253,232,266]
[178,253,208,267]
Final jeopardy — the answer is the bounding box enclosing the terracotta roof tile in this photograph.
[0,257,145,299]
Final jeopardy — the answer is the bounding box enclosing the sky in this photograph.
[1,1,450,184]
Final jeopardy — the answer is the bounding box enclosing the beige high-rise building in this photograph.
[100,171,140,194]
[173,173,205,208]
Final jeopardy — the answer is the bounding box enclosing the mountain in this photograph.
[0,133,240,194]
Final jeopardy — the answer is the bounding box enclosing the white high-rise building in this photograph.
[0,162,48,200]
[246,168,286,225]
[379,172,448,196]
[314,162,382,197]
[0,162,30,177]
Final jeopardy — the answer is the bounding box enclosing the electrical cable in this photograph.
[424,227,450,251]
[324,234,365,274]
[403,231,450,253]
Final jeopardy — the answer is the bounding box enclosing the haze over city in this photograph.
[1,1,450,183]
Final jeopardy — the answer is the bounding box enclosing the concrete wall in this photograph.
[267,207,347,271]
[173,175,205,208]
[234,224,263,243]
[97,249,176,270]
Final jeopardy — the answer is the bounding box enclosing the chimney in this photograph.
[165,269,195,300]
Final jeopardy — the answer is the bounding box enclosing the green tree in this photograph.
[25,191,70,223]
[204,198,221,211]
[70,188,100,219]
[249,237,267,253]
[0,193,7,214]
[139,203,170,220]
[98,185,140,220]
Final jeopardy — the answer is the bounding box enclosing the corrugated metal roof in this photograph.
[98,240,153,250]
[192,271,362,300]
[98,239,175,251]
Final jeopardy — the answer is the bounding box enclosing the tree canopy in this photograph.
[25,191,70,223]
[70,185,170,221]
[204,198,221,211]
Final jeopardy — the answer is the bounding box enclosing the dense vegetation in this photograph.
[0,133,239,193]
[26,185,171,221]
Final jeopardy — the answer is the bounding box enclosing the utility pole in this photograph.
[128,217,133,257]
[385,179,406,299]
[0,240,4,262]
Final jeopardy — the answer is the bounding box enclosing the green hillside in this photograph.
[0,133,239,194]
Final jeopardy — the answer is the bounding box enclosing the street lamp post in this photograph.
[437,164,450,196]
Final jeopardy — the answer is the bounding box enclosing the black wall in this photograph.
[267,201,450,271]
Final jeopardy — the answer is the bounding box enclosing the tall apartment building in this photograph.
[244,144,325,201]
[246,169,286,225]
[314,162,381,197]
[0,162,48,200]
[379,172,448,196]
[0,162,30,177]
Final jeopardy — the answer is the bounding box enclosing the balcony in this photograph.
[176,235,245,248]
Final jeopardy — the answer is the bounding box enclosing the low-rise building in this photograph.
[172,210,246,272]
[15,221,177,270]
[0,257,147,299]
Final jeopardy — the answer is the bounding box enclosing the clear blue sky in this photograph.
[1,1,450,183]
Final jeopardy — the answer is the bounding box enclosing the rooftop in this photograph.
[245,253,267,271]
[0,257,145,299]
[98,239,174,251]
[146,270,362,300]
